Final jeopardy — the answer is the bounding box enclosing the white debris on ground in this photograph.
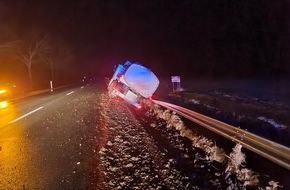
[151,102,226,164]
[145,100,283,190]
[189,92,289,131]
[267,181,283,190]
[189,99,200,105]
[98,95,196,189]
[188,99,220,113]
[225,144,260,189]
[257,116,288,130]
[212,91,242,101]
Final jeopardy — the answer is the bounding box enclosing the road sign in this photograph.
[171,76,181,82]
[171,76,181,91]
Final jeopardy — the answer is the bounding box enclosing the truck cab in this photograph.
[108,61,159,108]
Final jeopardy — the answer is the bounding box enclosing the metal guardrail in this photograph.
[154,100,290,171]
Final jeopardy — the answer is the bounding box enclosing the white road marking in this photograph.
[66,91,74,95]
[9,106,44,124]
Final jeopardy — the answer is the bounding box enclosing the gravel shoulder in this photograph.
[98,94,197,189]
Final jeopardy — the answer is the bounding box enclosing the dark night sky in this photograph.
[1,0,289,84]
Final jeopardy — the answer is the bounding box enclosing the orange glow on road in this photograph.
[0,103,43,189]
[0,123,39,189]
[0,102,16,128]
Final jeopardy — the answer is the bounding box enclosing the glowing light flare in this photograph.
[0,102,18,128]
[0,89,7,94]
[0,101,8,109]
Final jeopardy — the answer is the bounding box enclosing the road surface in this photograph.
[0,84,197,189]
[0,83,288,189]
[0,84,105,189]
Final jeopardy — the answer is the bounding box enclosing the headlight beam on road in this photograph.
[66,91,74,96]
[9,106,44,124]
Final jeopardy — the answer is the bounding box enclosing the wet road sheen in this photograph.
[0,84,104,189]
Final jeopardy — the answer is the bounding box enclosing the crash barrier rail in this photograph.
[154,100,290,171]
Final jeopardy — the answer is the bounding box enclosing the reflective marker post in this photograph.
[50,80,53,92]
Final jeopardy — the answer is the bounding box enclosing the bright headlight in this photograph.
[0,89,6,94]
[0,101,8,109]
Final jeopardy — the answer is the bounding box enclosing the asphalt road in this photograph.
[0,84,105,189]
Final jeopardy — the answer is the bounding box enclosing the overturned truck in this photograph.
[108,61,159,108]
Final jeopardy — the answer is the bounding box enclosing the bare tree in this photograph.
[15,35,49,89]
[42,39,74,82]
[42,44,61,81]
